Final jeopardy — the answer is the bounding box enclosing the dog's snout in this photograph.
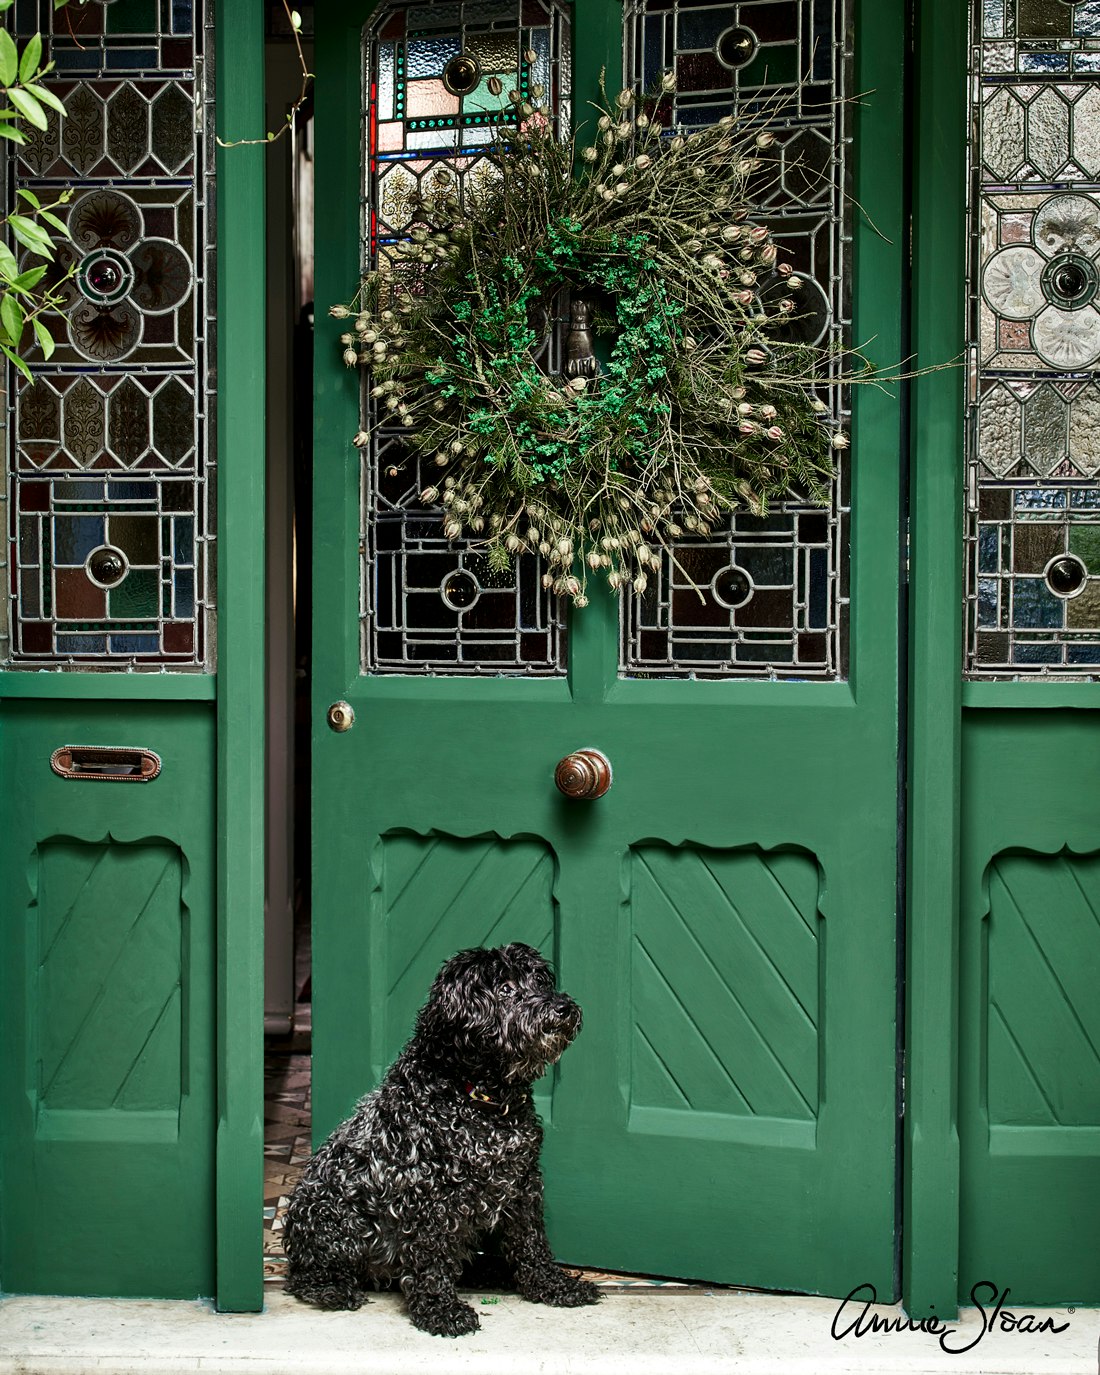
[550,997,582,1033]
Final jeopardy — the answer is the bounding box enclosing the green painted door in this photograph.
[905,0,1100,1314]
[0,0,265,1310]
[313,0,905,1295]
[954,0,1100,1304]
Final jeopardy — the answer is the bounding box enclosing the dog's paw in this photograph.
[521,1267,601,1308]
[286,1274,366,1311]
[409,1298,481,1338]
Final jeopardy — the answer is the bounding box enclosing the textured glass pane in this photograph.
[620,0,851,680]
[361,1,571,675]
[4,1,214,670]
[966,0,1100,677]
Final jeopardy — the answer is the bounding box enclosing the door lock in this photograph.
[327,701,355,733]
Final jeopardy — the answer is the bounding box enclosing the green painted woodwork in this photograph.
[0,701,216,1298]
[958,712,1100,1303]
[213,0,267,1315]
[313,0,904,1296]
[904,0,967,1322]
[0,0,264,1309]
[907,0,1100,1315]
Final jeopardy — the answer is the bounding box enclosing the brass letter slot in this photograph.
[50,745,162,782]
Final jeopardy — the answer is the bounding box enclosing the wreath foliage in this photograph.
[335,72,848,604]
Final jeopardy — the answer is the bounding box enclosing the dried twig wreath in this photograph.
[334,69,850,605]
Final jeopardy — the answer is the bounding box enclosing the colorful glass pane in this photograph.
[361,1,571,675]
[620,0,852,680]
[966,0,1100,675]
[3,0,213,669]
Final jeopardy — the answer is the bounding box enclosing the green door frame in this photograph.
[904,0,966,1320]
[212,0,267,1315]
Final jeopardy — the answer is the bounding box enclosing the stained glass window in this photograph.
[620,0,851,679]
[2,0,214,669]
[966,0,1100,675]
[360,0,570,674]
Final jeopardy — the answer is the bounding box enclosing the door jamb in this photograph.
[215,0,267,1314]
[903,0,966,1321]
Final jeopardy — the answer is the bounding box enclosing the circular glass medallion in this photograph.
[77,248,135,307]
[1044,552,1088,598]
[69,188,142,253]
[1032,304,1100,370]
[715,26,759,69]
[762,270,832,347]
[711,564,754,610]
[982,246,1044,320]
[443,53,482,96]
[1040,253,1099,310]
[129,239,192,313]
[440,568,481,610]
[86,544,129,588]
[68,298,141,363]
[1034,194,1100,258]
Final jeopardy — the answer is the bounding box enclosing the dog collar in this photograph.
[464,1082,509,1115]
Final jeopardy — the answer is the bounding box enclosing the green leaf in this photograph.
[0,1,15,13]
[0,29,18,87]
[8,215,54,257]
[18,32,42,84]
[16,187,40,209]
[0,243,17,276]
[7,87,46,131]
[1,290,25,345]
[11,265,46,290]
[32,316,55,360]
[0,123,26,143]
[0,340,33,382]
[37,209,70,238]
[23,82,66,115]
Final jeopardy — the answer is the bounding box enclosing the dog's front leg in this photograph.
[399,1248,481,1337]
[498,1168,600,1309]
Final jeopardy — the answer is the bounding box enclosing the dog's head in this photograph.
[415,942,582,1084]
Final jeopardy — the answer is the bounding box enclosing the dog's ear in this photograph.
[416,946,497,1038]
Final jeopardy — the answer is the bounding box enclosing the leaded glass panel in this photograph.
[621,0,851,679]
[966,0,1100,675]
[2,0,214,670]
[360,0,569,675]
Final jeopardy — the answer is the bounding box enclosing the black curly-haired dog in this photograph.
[283,942,599,1336]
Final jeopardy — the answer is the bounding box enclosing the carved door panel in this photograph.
[312,0,905,1294]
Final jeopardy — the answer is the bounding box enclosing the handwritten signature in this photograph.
[831,1282,1072,1355]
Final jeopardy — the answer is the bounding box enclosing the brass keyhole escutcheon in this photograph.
[555,748,612,800]
[327,701,355,733]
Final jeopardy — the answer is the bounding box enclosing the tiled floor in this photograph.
[262,1051,311,1284]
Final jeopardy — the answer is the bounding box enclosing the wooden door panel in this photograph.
[960,713,1100,1304]
[628,844,820,1122]
[371,832,557,1073]
[0,700,216,1299]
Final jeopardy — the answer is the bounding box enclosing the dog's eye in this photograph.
[498,981,517,998]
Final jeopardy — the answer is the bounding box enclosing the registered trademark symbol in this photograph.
[1067,1306,1075,1313]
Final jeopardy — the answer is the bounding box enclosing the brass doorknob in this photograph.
[554,748,612,800]
[327,701,355,732]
